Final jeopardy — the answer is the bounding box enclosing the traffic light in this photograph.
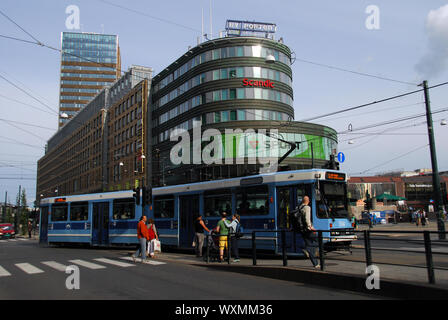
[140,186,152,207]
[141,186,147,207]
[364,191,372,211]
[133,187,140,205]
[364,198,372,211]
[146,188,152,205]
[325,154,340,170]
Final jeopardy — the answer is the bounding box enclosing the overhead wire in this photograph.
[349,144,429,175]
[292,57,418,86]
[1,8,448,177]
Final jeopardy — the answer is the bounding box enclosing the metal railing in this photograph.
[249,229,326,270]
[357,229,448,284]
[206,228,448,285]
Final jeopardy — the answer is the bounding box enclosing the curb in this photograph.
[192,263,448,299]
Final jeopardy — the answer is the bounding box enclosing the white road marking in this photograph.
[68,259,106,270]
[0,265,11,277]
[41,261,68,272]
[120,256,166,265]
[93,258,135,268]
[15,263,44,274]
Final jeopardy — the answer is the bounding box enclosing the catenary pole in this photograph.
[3,191,6,223]
[422,80,445,240]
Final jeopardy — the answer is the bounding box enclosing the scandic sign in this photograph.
[242,78,275,88]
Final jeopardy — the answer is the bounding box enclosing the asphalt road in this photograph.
[0,238,376,301]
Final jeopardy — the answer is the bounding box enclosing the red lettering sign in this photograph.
[242,78,274,88]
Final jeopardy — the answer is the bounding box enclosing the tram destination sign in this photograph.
[226,20,277,36]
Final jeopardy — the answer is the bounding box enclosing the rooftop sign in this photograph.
[225,20,277,38]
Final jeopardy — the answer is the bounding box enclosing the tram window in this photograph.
[236,185,269,216]
[154,196,174,218]
[113,199,135,220]
[70,202,89,221]
[52,204,68,221]
[204,189,232,217]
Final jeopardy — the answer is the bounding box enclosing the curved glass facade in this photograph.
[158,109,292,142]
[153,44,291,93]
[154,66,292,109]
[150,37,337,187]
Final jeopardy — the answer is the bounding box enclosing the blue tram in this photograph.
[39,169,356,253]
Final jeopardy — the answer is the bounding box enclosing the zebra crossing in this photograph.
[0,256,166,278]
[0,238,34,243]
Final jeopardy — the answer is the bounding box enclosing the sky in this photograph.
[0,0,448,206]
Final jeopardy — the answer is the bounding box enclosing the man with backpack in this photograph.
[293,196,320,269]
[225,214,242,262]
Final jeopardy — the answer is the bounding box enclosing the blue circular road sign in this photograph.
[337,152,345,163]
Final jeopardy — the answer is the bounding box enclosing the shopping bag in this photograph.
[152,239,161,253]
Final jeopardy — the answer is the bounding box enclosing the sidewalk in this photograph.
[150,225,448,299]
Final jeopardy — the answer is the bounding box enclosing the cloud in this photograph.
[415,5,448,80]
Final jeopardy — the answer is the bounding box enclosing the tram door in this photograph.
[92,202,109,245]
[277,184,311,253]
[179,196,199,248]
[39,206,49,244]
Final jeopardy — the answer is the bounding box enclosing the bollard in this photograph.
[318,231,325,271]
[281,229,287,267]
[364,230,372,268]
[423,231,435,284]
[252,231,257,266]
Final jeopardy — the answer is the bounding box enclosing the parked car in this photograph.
[0,223,16,239]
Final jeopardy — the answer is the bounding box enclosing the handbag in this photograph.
[152,239,161,253]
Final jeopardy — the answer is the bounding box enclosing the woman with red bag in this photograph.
[146,218,159,258]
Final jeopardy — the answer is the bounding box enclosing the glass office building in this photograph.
[58,32,121,128]
[150,36,338,187]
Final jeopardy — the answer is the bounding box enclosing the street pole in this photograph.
[422,80,446,240]
[15,185,21,235]
[2,191,6,223]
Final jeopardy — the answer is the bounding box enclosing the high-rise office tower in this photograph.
[58,32,121,128]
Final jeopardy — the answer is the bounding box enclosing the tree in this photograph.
[15,188,29,235]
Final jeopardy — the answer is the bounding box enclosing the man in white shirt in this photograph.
[300,196,319,269]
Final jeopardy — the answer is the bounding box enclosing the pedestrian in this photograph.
[215,211,230,262]
[146,218,159,258]
[420,210,426,226]
[27,221,32,239]
[133,215,149,263]
[416,211,421,227]
[296,196,320,269]
[193,214,211,258]
[225,214,241,262]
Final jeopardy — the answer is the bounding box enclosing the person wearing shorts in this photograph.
[216,212,230,262]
